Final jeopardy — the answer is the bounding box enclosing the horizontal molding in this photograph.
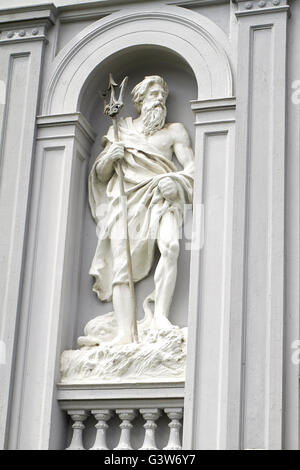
[233,0,289,17]
[0,3,57,26]
[57,382,185,410]
[58,0,150,13]
[37,113,96,143]
[191,97,236,112]
[0,26,48,45]
[233,0,288,3]
[59,11,115,23]
[58,398,184,411]
[191,98,236,125]
[36,134,76,141]
[195,119,235,126]
[0,38,48,46]
[57,0,229,14]
[236,6,289,17]
[167,0,229,6]
[58,381,185,392]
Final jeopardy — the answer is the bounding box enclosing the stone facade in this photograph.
[0,0,299,450]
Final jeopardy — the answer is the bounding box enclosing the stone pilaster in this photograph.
[0,4,57,450]
[183,97,236,450]
[230,0,289,450]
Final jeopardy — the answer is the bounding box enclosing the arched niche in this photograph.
[43,5,234,115]
[75,45,198,339]
[79,44,197,139]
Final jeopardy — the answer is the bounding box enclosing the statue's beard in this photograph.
[141,101,167,136]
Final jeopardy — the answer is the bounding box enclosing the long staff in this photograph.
[104,74,138,342]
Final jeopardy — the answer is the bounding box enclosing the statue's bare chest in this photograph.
[143,128,174,159]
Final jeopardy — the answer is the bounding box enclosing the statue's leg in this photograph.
[112,284,134,344]
[110,223,135,344]
[154,210,180,329]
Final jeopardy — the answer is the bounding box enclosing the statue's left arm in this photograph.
[158,123,194,202]
[170,123,195,177]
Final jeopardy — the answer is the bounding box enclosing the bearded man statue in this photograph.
[88,75,195,345]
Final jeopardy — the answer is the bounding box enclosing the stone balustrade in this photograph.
[57,383,184,451]
[66,407,183,451]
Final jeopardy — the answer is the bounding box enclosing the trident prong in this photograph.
[104,74,128,118]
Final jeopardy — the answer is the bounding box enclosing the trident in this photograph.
[104,74,138,343]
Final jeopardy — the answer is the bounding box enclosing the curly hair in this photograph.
[131,76,169,112]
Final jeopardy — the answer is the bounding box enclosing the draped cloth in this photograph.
[88,117,193,302]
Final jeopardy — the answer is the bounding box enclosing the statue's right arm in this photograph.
[95,143,115,183]
[95,142,125,183]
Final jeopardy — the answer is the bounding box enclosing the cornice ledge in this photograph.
[233,0,289,16]
[57,0,140,12]
[167,0,229,6]
[57,381,185,391]
[37,113,96,143]
[57,0,230,21]
[57,381,185,408]
[233,0,288,3]
[0,3,57,26]
[56,0,229,11]
[191,97,236,112]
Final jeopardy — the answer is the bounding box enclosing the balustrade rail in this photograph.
[57,383,184,451]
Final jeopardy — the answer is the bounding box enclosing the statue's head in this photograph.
[131,76,169,135]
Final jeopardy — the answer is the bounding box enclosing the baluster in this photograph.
[163,408,183,450]
[66,410,88,450]
[114,409,136,450]
[90,409,113,450]
[139,408,161,450]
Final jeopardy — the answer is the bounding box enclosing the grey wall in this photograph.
[187,2,231,35]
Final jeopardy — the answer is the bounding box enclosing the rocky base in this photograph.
[60,312,187,384]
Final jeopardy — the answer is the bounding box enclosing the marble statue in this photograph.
[89,75,194,343]
[60,76,194,383]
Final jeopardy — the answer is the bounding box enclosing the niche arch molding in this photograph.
[43,4,234,115]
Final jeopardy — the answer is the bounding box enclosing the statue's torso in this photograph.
[131,119,175,160]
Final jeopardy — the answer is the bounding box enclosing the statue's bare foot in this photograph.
[110,334,134,346]
[151,315,173,330]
